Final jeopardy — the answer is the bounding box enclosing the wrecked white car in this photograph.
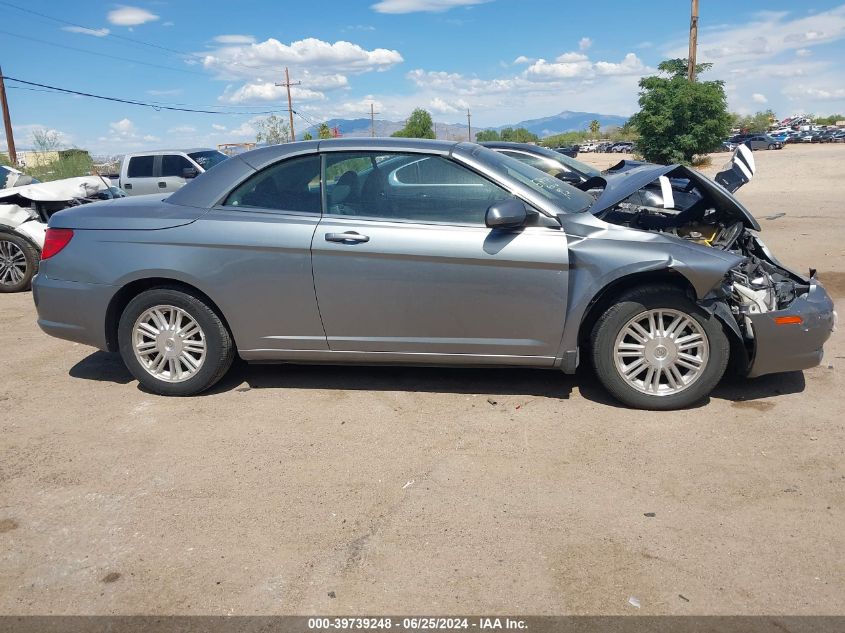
[0,176,124,292]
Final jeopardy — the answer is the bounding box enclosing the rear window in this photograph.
[127,156,154,178]
[188,150,228,171]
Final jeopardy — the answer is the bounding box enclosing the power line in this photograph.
[275,67,300,141]
[1,75,283,116]
[0,30,207,76]
[7,85,278,114]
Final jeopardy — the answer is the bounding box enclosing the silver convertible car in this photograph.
[33,139,835,409]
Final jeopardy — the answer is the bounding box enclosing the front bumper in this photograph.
[747,281,836,378]
[32,274,115,350]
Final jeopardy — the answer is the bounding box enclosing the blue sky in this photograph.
[2,0,845,155]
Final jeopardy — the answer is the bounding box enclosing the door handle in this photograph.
[158,181,167,188]
[325,232,370,244]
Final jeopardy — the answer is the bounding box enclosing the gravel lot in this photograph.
[1,144,843,615]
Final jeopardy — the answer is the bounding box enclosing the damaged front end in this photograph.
[592,151,836,378]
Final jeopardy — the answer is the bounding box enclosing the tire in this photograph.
[590,285,730,410]
[768,144,775,150]
[0,232,39,293]
[118,287,235,396]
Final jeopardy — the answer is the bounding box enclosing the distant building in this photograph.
[15,149,91,169]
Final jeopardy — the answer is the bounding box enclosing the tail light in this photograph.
[41,228,74,260]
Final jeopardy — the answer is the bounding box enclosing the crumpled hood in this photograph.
[0,176,111,202]
[590,163,761,231]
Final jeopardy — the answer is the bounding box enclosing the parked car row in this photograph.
[578,141,635,153]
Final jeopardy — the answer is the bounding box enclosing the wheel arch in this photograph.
[559,266,742,373]
[104,277,235,352]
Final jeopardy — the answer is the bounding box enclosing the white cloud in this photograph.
[218,82,328,104]
[579,37,592,51]
[796,48,812,57]
[512,55,534,65]
[201,37,403,80]
[109,118,136,137]
[752,93,768,103]
[371,0,489,14]
[429,96,469,113]
[594,52,647,76]
[211,124,227,131]
[784,85,845,101]
[667,6,845,63]
[168,125,197,134]
[203,37,401,105]
[106,6,160,26]
[525,52,646,81]
[213,34,256,45]
[61,26,110,37]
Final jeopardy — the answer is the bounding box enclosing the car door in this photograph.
[122,155,160,195]
[311,150,569,363]
[197,153,328,356]
[158,154,196,194]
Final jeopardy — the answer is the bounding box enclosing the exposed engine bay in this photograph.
[591,148,812,333]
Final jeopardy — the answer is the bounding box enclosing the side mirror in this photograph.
[182,167,199,179]
[485,198,527,229]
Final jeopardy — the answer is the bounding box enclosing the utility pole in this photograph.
[687,0,699,82]
[466,108,472,142]
[275,67,300,142]
[369,102,379,137]
[0,66,16,165]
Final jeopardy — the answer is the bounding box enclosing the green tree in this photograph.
[475,129,501,142]
[23,129,93,182]
[630,58,731,164]
[500,127,539,143]
[814,113,844,126]
[255,114,291,144]
[732,109,777,133]
[317,122,333,139]
[391,108,435,139]
[589,119,600,137]
[302,132,314,141]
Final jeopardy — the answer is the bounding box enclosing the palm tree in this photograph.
[589,119,601,138]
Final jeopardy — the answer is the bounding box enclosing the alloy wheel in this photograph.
[132,304,207,383]
[613,308,710,396]
[0,239,27,288]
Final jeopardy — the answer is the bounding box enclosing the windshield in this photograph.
[188,150,228,171]
[521,145,601,179]
[469,146,594,214]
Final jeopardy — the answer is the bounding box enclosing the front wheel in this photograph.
[590,285,730,410]
[768,143,776,150]
[118,288,235,396]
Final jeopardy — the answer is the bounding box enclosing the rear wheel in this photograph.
[0,233,38,293]
[118,288,235,396]
[590,285,730,410]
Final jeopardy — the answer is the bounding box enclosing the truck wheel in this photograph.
[590,285,730,410]
[0,233,39,293]
[118,288,235,396]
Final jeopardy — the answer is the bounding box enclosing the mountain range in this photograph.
[303,110,630,141]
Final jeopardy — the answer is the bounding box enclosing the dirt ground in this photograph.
[1,144,843,616]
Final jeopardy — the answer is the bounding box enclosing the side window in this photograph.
[161,154,194,178]
[224,154,321,214]
[324,151,511,225]
[127,156,154,178]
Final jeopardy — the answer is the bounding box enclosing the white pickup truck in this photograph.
[113,148,228,195]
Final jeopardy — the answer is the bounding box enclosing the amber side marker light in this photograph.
[774,315,803,325]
